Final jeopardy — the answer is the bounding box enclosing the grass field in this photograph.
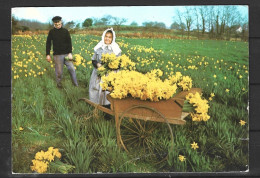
[11,33,249,173]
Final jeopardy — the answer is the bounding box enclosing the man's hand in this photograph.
[97,63,102,68]
[46,55,52,62]
[68,53,73,60]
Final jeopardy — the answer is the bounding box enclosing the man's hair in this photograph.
[52,16,62,23]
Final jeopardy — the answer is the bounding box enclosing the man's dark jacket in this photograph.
[46,27,72,55]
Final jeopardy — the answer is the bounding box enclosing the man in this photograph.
[46,16,78,88]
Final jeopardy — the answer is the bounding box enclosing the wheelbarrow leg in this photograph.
[115,113,121,147]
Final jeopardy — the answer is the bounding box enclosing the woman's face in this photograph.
[104,32,113,45]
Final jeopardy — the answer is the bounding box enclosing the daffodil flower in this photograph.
[239,120,246,126]
[191,142,199,150]
[178,155,186,162]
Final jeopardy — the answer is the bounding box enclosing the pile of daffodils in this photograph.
[185,92,210,121]
[101,68,210,121]
[30,147,74,174]
[97,53,135,77]
[65,54,83,66]
[31,147,61,173]
[167,72,192,91]
[101,69,192,102]
[73,54,83,66]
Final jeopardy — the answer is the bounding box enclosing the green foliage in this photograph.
[82,18,93,28]
[49,159,75,173]
[63,139,96,173]
[142,21,166,29]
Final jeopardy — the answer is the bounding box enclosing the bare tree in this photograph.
[171,5,246,41]
[225,6,239,40]
[214,7,221,38]
[112,17,127,31]
[175,9,186,38]
[102,15,113,25]
[184,7,193,39]
[231,7,240,39]
[240,15,248,41]
[207,6,215,39]
[199,6,207,35]
[193,7,200,39]
[219,6,227,38]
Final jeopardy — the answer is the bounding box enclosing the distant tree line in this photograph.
[12,15,129,34]
[142,21,166,29]
[171,6,248,41]
[12,17,50,34]
[12,14,169,34]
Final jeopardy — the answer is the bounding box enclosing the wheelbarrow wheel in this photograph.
[118,105,174,163]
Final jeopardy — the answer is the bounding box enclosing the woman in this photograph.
[89,28,122,111]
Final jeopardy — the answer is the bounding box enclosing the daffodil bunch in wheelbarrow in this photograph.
[183,92,210,122]
[167,71,210,121]
[101,69,194,101]
[101,69,210,122]
[97,53,136,77]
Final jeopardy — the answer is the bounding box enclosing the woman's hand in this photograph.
[97,63,102,68]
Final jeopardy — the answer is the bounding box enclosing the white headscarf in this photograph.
[94,28,122,56]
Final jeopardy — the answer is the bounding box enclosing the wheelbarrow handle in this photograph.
[78,98,115,116]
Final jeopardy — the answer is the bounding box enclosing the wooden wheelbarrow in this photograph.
[79,88,202,161]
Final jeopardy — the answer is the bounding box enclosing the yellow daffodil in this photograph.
[73,54,83,66]
[178,155,186,162]
[101,70,181,101]
[31,147,62,173]
[239,120,246,126]
[31,159,48,173]
[98,53,135,77]
[186,92,210,122]
[97,66,105,71]
[191,142,199,150]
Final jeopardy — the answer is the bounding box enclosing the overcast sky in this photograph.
[12,6,248,28]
